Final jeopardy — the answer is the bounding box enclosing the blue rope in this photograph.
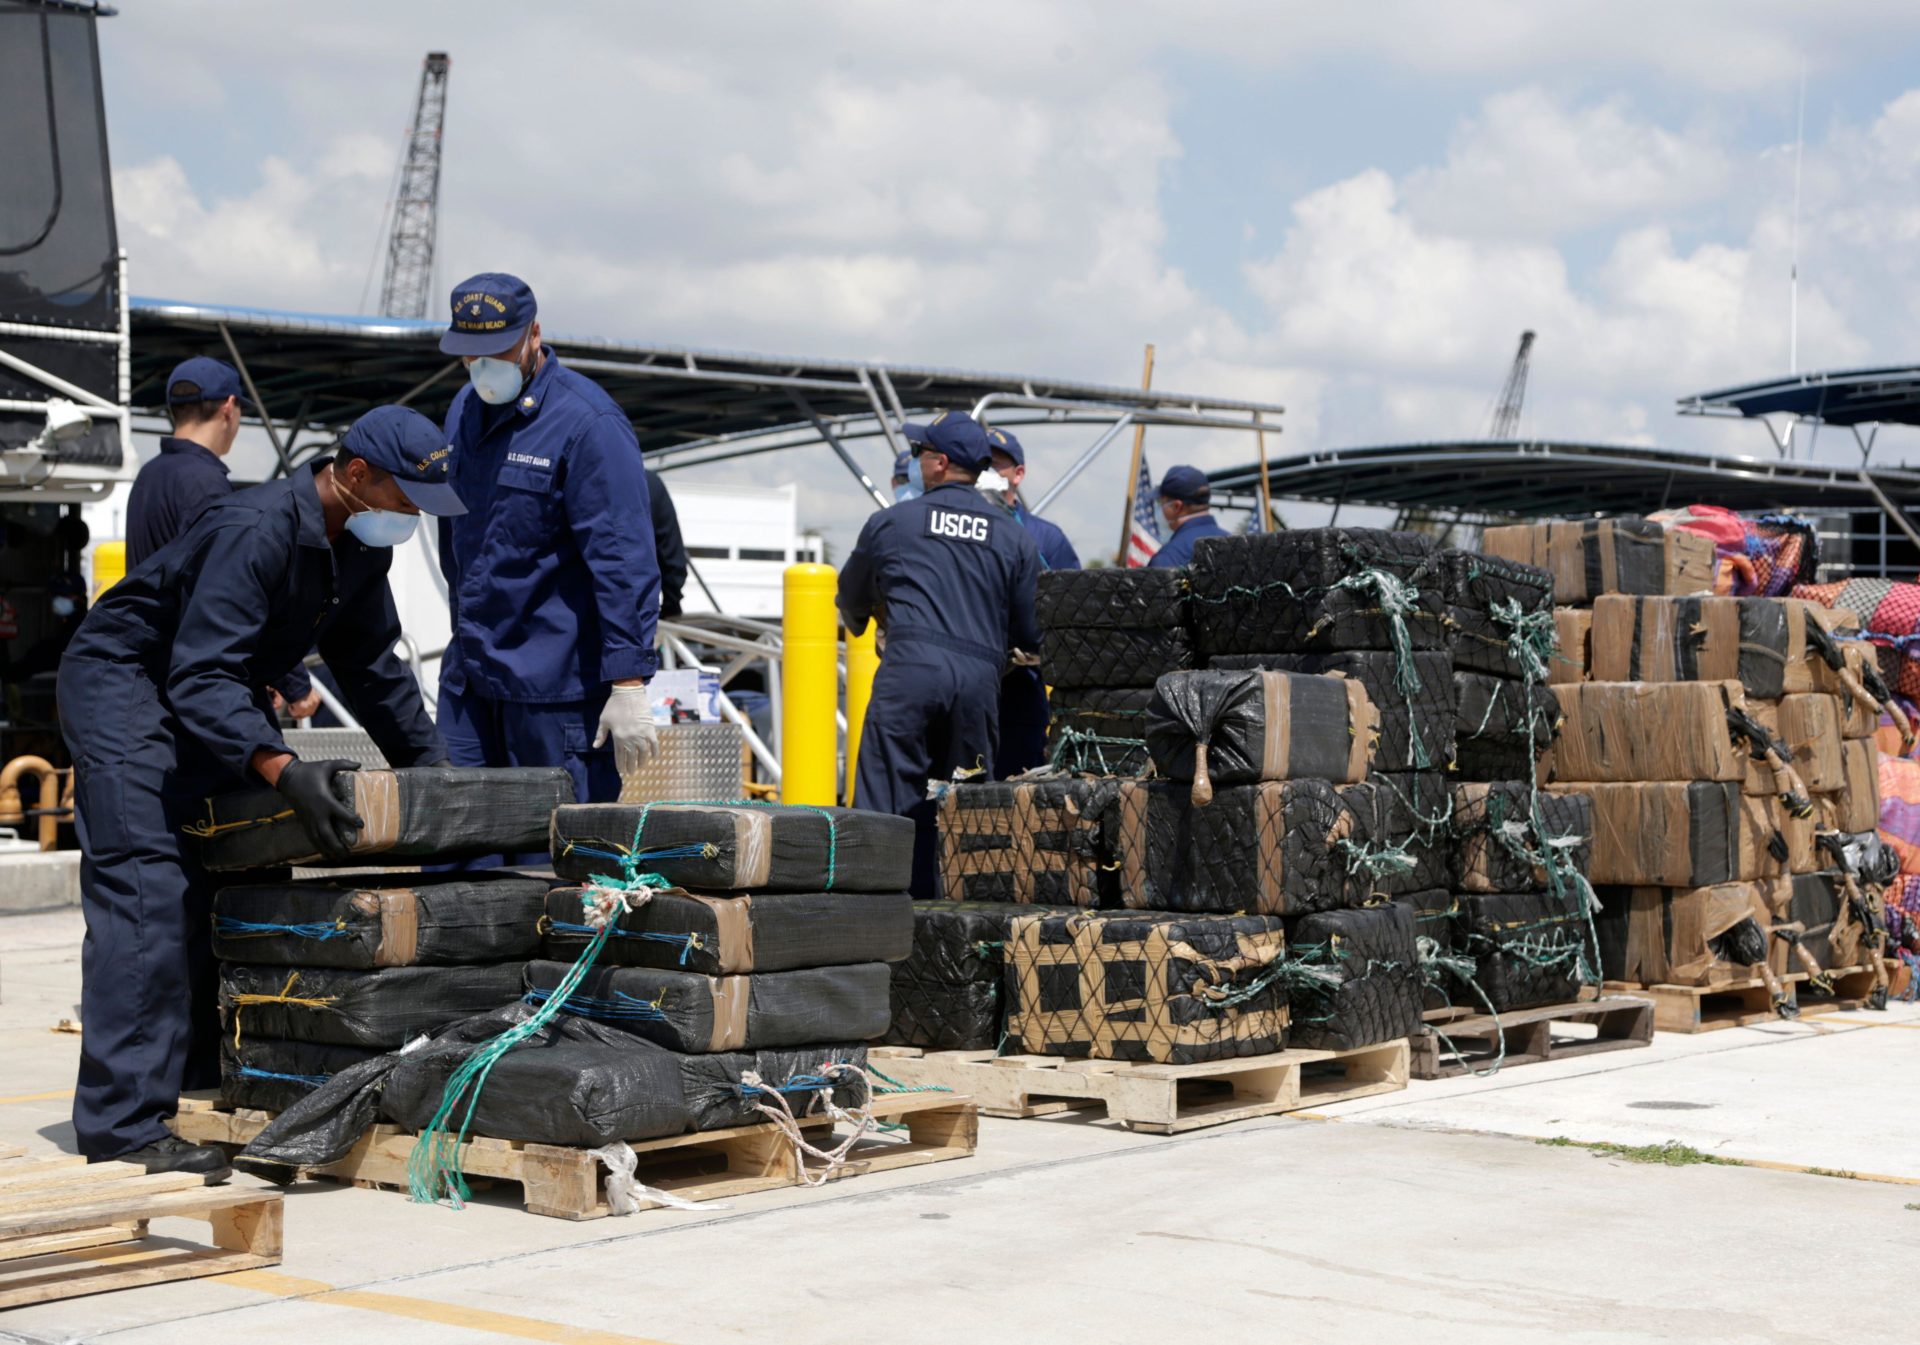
[522,986,670,1023]
[728,1072,839,1096]
[213,915,351,941]
[546,919,700,966]
[236,1065,329,1087]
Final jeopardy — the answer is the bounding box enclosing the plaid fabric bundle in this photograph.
[1652,506,1819,597]
[1794,578,1920,699]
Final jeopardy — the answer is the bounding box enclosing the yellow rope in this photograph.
[228,972,339,1048]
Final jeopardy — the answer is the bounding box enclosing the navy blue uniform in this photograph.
[648,468,689,619]
[1149,512,1230,568]
[995,502,1080,777]
[839,483,1040,897]
[126,437,312,701]
[58,466,443,1158]
[438,353,660,804]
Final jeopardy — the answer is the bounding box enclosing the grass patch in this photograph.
[1537,1137,1745,1167]
[1806,1167,1861,1181]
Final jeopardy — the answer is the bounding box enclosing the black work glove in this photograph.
[275,758,364,859]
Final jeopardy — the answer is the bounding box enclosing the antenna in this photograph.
[1789,63,1805,375]
[1488,330,1535,440]
[377,52,451,319]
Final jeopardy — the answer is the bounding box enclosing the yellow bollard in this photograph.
[843,621,879,806]
[781,563,839,805]
[91,539,125,602]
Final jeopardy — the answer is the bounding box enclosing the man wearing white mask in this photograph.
[436,273,660,806]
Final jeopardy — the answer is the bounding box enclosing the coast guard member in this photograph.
[1147,464,1229,568]
[981,428,1076,775]
[436,274,661,803]
[58,406,464,1175]
[838,411,1040,897]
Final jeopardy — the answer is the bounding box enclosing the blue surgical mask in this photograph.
[906,453,925,495]
[339,475,422,548]
[468,344,531,405]
[893,481,920,504]
[51,596,75,618]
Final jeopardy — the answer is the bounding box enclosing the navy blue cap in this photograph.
[892,450,911,479]
[440,272,537,356]
[340,406,467,516]
[899,422,932,447]
[165,356,252,409]
[913,410,991,472]
[986,427,1025,468]
[1159,465,1211,505]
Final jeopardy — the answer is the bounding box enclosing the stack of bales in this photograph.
[1036,568,1191,776]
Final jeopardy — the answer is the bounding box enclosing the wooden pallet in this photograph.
[1410,996,1653,1080]
[1793,964,1887,1016]
[0,1151,282,1309]
[1603,976,1799,1034]
[866,1039,1407,1135]
[170,1088,974,1221]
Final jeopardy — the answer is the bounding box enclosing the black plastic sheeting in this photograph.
[212,872,551,969]
[1040,625,1195,690]
[1449,783,1593,895]
[1144,669,1372,788]
[1285,902,1423,1051]
[540,887,913,974]
[1187,528,1447,658]
[550,803,914,892]
[1392,889,1462,1013]
[1047,686,1155,776]
[220,962,528,1049]
[198,768,576,872]
[1338,773,1452,897]
[1441,550,1555,678]
[1035,568,1187,630]
[523,959,892,1053]
[1213,650,1455,774]
[1459,890,1597,1011]
[884,901,1081,1051]
[1453,673,1558,763]
[1184,780,1361,916]
[219,1037,377,1114]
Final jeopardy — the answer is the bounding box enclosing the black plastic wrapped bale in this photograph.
[523,958,892,1052]
[1392,890,1463,1013]
[1286,902,1423,1051]
[1459,890,1597,1011]
[1040,625,1195,691]
[220,962,528,1049]
[1440,549,1555,679]
[1779,872,1841,971]
[1187,527,1447,658]
[550,803,914,892]
[211,871,550,969]
[1453,673,1559,781]
[1215,651,1456,774]
[885,900,1082,1050]
[937,780,1107,907]
[1096,777,1364,914]
[1035,567,1187,630]
[1048,686,1155,776]
[1144,669,1377,803]
[195,767,576,872]
[541,887,912,974]
[1002,912,1289,1064]
[219,1037,377,1114]
[1449,783,1593,895]
[1338,773,1451,897]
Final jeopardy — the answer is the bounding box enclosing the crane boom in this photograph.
[377,52,451,319]
[1488,329,1535,440]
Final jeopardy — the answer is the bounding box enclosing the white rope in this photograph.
[739,1062,877,1187]
[589,1141,722,1215]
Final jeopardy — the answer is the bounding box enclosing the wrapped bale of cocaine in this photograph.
[1285,902,1422,1051]
[1440,549,1556,680]
[1548,781,1794,887]
[1819,739,1881,834]
[523,959,893,1053]
[195,767,576,871]
[1450,783,1593,895]
[1770,868,1887,981]
[1594,883,1775,987]
[1187,527,1448,658]
[219,962,528,1049]
[1391,889,1460,1012]
[1003,911,1291,1064]
[540,886,911,974]
[1544,681,1753,784]
[219,1038,377,1114]
[1036,568,1193,690]
[1457,890,1598,1011]
[1047,686,1154,775]
[211,871,553,969]
[1548,608,1591,685]
[1098,777,1365,914]
[1144,668,1378,804]
[1209,650,1455,774]
[886,900,1081,1051]
[1479,518,1715,603]
[937,779,1108,907]
[1745,695,1846,793]
[550,802,914,892]
[1588,595,1797,698]
[1337,773,1452,897]
[1452,672,1559,782]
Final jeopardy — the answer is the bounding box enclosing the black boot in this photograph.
[108,1135,232,1181]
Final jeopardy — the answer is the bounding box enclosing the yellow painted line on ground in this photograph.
[214,1268,683,1345]
[1727,1157,1920,1187]
[0,1088,73,1105]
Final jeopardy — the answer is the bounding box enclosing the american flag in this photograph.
[1125,451,1161,567]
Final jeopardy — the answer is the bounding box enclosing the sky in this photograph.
[95,0,1920,560]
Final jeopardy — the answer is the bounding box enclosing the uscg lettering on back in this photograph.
[926,508,991,545]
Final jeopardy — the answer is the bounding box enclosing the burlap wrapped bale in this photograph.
[937,780,1107,907]
[1459,890,1597,1010]
[1285,902,1422,1050]
[1588,595,1793,699]
[211,871,549,969]
[1187,527,1447,658]
[220,962,527,1049]
[540,887,912,974]
[1452,673,1558,782]
[1337,773,1452,897]
[1040,626,1195,690]
[1003,911,1290,1064]
[1047,686,1155,776]
[550,803,914,892]
[220,1037,377,1114]
[523,959,892,1053]
[1209,651,1454,773]
[1543,681,1747,783]
[885,900,1081,1050]
[1145,669,1377,804]
[1440,549,1555,679]
[1450,783,1592,895]
[1594,883,1770,987]
[1036,567,1187,629]
[1480,518,1715,603]
[196,767,575,872]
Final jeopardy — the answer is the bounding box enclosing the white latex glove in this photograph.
[593,684,660,778]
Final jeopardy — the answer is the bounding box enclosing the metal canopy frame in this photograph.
[0,252,134,500]
[1679,363,1920,462]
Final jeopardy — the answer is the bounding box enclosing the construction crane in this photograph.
[376,52,451,319]
[1487,329,1534,440]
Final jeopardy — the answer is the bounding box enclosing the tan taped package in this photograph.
[1542,681,1745,783]
[1549,608,1590,686]
[1817,739,1880,833]
[1776,600,1860,695]
[1551,780,1775,886]
[1588,595,1797,698]
[1604,883,1769,987]
[1480,519,1715,603]
[1774,694,1845,793]
[1837,642,1883,738]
